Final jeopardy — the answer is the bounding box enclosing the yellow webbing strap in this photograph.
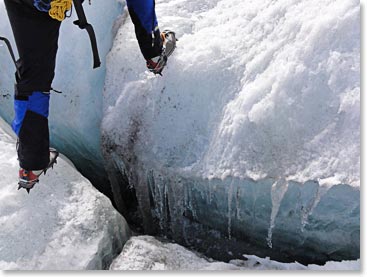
[48,0,73,21]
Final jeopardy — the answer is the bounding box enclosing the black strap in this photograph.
[72,0,101,69]
[0,36,21,79]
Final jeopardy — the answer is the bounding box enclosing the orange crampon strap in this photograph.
[48,0,72,21]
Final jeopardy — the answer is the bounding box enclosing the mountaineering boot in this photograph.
[146,30,177,75]
[18,148,59,193]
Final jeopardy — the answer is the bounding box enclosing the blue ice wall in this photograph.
[141,167,360,264]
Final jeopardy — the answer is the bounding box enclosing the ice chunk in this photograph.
[110,235,244,270]
[0,118,131,270]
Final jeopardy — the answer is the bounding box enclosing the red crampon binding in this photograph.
[17,148,59,193]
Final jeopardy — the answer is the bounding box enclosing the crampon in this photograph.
[18,148,59,193]
[146,30,177,75]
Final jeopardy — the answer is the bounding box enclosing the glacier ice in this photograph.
[0,0,360,266]
[0,118,131,270]
[110,236,360,270]
[103,0,360,186]
[102,0,360,265]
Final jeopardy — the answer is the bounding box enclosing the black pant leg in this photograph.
[4,0,61,96]
[127,2,162,60]
[4,0,61,170]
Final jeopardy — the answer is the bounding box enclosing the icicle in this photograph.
[300,183,330,232]
[227,179,234,240]
[208,179,213,204]
[156,178,162,229]
[235,186,241,220]
[188,184,197,219]
[182,215,189,245]
[159,177,166,231]
[163,179,169,231]
[183,183,188,210]
[182,185,190,245]
[266,178,288,248]
[149,171,167,231]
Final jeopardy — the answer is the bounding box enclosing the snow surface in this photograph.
[110,236,360,270]
[103,0,360,187]
[0,118,131,270]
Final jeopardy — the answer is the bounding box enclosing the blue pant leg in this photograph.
[126,0,158,33]
[126,0,162,60]
[12,92,50,136]
[27,91,50,118]
[12,98,28,136]
[13,92,51,170]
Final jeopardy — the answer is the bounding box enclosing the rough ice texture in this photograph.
[0,0,124,190]
[103,0,360,187]
[101,0,360,265]
[110,236,360,270]
[0,118,131,270]
[136,174,359,264]
[110,236,241,270]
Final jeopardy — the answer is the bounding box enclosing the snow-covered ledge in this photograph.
[0,118,131,270]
